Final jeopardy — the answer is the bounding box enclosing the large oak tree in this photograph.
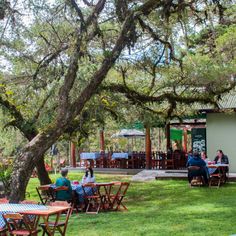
[0,0,235,201]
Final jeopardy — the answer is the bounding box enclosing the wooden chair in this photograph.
[165,153,175,169]
[36,185,55,205]
[54,186,80,213]
[188,166,205,187]
[40,201,72,236]
[209,173,222,188]
[110,182,130,211]
[0,227,7,236]
[20,200,38,204]
[82,183,101,214]
[3,213,40,236]
[0,198,9,204]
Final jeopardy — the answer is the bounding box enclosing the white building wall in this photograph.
[207,113,236,172]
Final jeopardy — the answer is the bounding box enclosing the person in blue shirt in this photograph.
[55,168,72,201]
[187,151,209,185]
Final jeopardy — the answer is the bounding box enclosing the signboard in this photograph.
[191,128,206,153]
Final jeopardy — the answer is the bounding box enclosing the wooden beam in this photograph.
[183,128,188,152]
[145,127,152,169]
[99,129,105,152]
[166,123,171,152]
[70,142,76,168]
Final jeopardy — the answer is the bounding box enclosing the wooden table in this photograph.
[19,206,70,236]
[95,182,114,210]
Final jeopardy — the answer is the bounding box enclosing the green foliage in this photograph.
[0,165,13,196]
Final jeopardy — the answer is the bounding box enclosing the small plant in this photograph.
[0,165,12,197]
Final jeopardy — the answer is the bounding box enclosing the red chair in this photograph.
[36,185,55,205]
[0,227,7,236]
[40,201,72,236]
[82,183,101,214]
[3,213,40,236]
[0,198,9,204]
[110,182,130,211]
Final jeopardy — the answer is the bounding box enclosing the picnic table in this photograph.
[0,203,70,236]
[80,152,101,168]
[111,153,129,168]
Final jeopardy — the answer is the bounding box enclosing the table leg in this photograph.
[41,212,61,236]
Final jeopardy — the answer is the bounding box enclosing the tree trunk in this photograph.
[9,129,63,202]
[35,157,52,185]
[26,133,52,187]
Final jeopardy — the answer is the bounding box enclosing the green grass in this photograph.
[27,173,236,236]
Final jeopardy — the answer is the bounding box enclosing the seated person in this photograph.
[213,149,229,176]
[214,150,229,164]
[201,151,209,164]
[55,168,72,201]
[187,151,209,185]
[81,167,96,184]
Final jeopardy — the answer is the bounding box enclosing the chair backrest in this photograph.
[82,183,98,196]
[188,166,201,171]
[54,186,69,191]
[49,201,72,235]
[3,213,35,233]
[112,182,130,197]
[0,198,9,203]
[20,200,38,204]
[36,185,55,204]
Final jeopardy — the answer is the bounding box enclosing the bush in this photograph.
[0,165,12,197]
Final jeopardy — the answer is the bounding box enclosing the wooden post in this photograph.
[183,128,188,153]
[145,127,152,169]
[70,142,76,168]
[99,129,105,152]
[166,123,171,152]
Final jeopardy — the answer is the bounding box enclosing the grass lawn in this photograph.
[27,173,236,236]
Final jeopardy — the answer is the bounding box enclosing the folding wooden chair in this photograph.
[82,183,101,214]
[0,227,7,236]
[20,200,38,204]
[0,198,9,203]
[188,166,205,187]
[36,185,55,205]
[54,186,79,214]
[110,182,130,211]
[3,213,40,236]
[40,201,72,236]
[209,173,222,188]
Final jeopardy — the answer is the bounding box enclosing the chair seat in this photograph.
[40,221,65,227]
[85,195,100,199]
[0,227,7,233]
[11,229,40,235]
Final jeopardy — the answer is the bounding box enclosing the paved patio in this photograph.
[67,167,236,182]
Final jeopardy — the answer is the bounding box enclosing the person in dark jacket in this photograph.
[214,150,229,164]
[214,149,229,176]
[187,151,209,185]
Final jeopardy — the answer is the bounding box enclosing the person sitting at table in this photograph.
[81,167,96,184]
[55,168,72,201]
[201,151,209,164]
[213,149,229,176]
[187,151,209,185]
[214,150,229,164]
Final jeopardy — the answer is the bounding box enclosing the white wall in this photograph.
[207,113,236,172]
